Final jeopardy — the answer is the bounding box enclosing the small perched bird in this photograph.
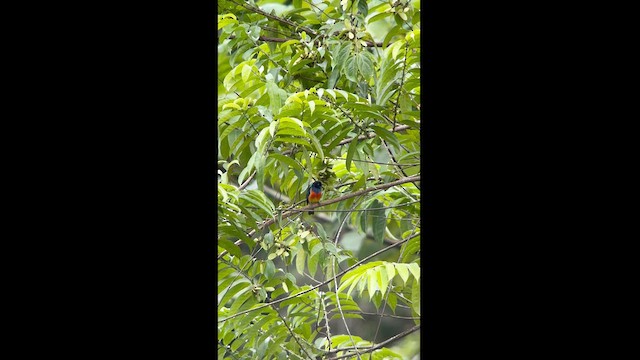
[305,181,323,215]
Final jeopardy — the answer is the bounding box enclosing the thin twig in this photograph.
[275,310,316,360]
[392,42,410,129]
[237,171,256,191]
[321,293,332,354]
[332,256,363,360]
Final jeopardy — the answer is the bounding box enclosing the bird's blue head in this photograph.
[310,181,322,192]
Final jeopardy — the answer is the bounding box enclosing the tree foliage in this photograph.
[218,0,421,358]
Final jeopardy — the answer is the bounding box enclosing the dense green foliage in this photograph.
[218,0,421,359]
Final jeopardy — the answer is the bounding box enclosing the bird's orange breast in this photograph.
[308,191,322,203]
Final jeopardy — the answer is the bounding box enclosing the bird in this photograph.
[305,181,323,215]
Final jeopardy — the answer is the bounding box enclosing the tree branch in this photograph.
[331,256,363,360]
[350,312,421,320]
[281,125,411,156]
[275,310,316,360]
[218,175,419,259]
[218,232,418,322]
[289,199,420,213]
[226,34,291,43]
[229,0,317,37]
[237,171,256,191]
[223,34,385,47]
[324,156,419,167]
[250,175,419,236]
[325,324,421,359]
[338,125,410,146]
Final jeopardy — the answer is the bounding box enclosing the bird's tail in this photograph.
[308,210,314,215]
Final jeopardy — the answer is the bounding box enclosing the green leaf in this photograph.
[345,135,359,171]
[356,0,369,16]
[384,262,396,282]
[330,313,364,320]
[239,190,274,216]
[343,274,360,299]
[367,12,392,24]
[370,200,386,244]
[308,252,319,277]
[387,292,397,313]
[319,123,344,145]
[218,225,253,249]
[239,81,265,98]
[266,81,286,115]
[278,117,307,132]
[269,153,303,173]
[218,238,242,258]
[334,42,352,70]
[400,235,421,263]
[359,110,389,123]
[325,126,354,153]
[334,89,351,102]
[356,276,368,299]
[296,246,306,275]
[327,67,341,89]
[274,136,312,148]
[307,131,325,160]
[396,264,409,284]
[368,269,379,300]
[218,18,238,30]
[408,262,420,282]
[356,52,374,79]
[371,290,383,309]
[371,125,401,149]
[378,265,389,297]
[307,100,315,115]
[265,259,276,279]
[383,25,404,48]
[254,152,265,192]
[343,56,358,82]
[219,116,247,140]
[411,279,420,316]
[218,282,251,308]
[222,330,235,345]
[255,126,271,153]
[316,223,328,242]
[241,63,252,83]
[390,39,405,60]
[372,348,403,360]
